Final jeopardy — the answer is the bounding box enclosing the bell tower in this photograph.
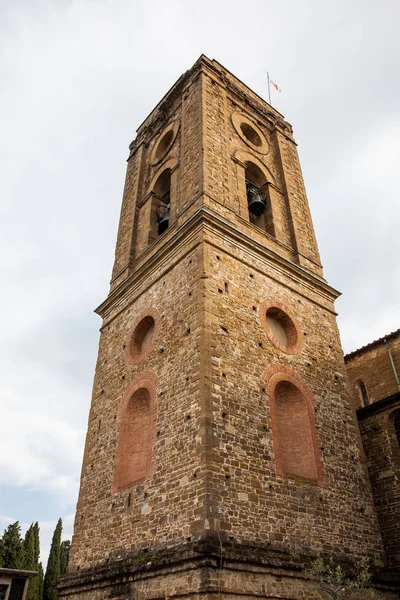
[60,57,397,599]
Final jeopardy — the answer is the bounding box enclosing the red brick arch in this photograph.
[125,307,161,365]
[112,372,158,493]
[262,364,323,484]
[259,298,303,355]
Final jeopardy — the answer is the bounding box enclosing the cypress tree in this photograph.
[38,562,44,600]
[30,522,41,598]
[24,523,40,600]
[43,518,62,600]
[33,522,40,565]
[59,540,70,577]
[0,522,24,569]
[23,524,35,569]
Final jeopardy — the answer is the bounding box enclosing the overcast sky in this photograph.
[1,0,399,565]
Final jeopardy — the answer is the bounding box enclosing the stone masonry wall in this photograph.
[201,60,322,277]
[67,56,394,598]
[358,396,400,566]
[202,227,384,561]
[111,68,203,291]
[346,331,400,409]
[70,235,206,570]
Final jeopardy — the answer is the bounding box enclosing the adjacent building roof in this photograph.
[0,567,37,577]
[344,328,400,361]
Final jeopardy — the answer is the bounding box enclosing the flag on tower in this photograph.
[266,72,281,105]
[270,79,281,93]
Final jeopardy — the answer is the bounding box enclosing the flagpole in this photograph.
[266,71,272,105]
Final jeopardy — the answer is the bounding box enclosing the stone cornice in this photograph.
[201,209,339,306]
[96,217,204,323]
[96,207,340,324]
[357,392,400,421]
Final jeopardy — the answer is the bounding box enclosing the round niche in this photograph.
[150,121,180,166]
[231,112,269,155]
[259,301,302,354]
[125,308,161,365]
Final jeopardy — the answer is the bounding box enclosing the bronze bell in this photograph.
[157,203,170,235]
[247,185,266,216]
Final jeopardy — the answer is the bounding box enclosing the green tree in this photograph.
[24,523,41,600]
[38,562,44,600]
[33,522,40,566]
[32,522,41,598]
[59,540,70,577]
[43,519,62,600]
[0,522,24,569]
[304,555,376,599]
[23,524,35,569]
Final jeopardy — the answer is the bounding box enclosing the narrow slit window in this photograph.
[359,381,369,406]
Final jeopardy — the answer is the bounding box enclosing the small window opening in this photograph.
[240,123,262,147]
[265,307,298,351]
[358,381,369,407]
[245,162,274,236]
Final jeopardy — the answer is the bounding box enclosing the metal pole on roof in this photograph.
[384,338,400,392]
[266,72,272,105]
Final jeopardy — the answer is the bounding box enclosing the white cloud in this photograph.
[0,386,83,501]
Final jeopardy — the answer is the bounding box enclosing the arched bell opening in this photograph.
[245,162,274,236]
[153,169,171,236]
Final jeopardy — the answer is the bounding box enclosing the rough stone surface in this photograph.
[345,330,400,409]
[358,395,400,567]
[60,56,400,599]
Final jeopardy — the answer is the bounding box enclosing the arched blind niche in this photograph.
[113,387,153,492]
[273,379,319,481]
